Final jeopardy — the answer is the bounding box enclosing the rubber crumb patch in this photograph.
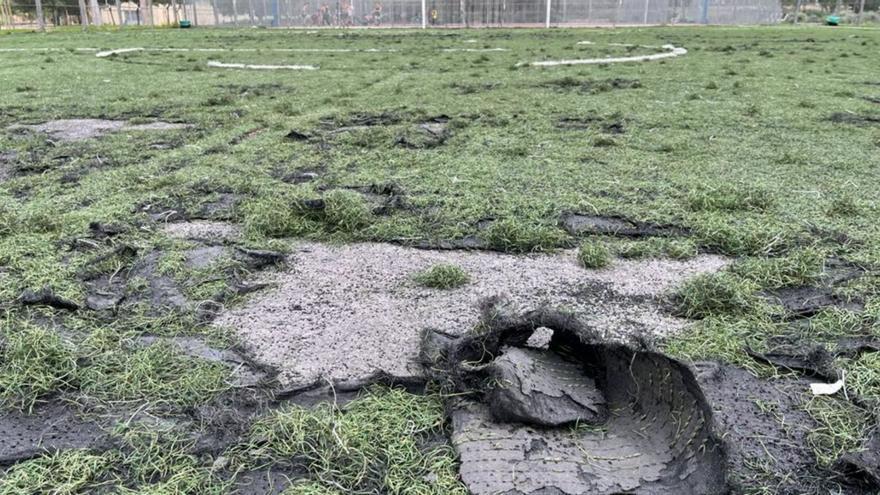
[7,119,190,142]
[215,241,729,387]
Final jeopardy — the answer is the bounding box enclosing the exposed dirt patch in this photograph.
[747,332,880,381]
[319,111,405,129]
[835,429,880,491]
[287,112,457,150]
[827,112,880,126]
[0,150,17,183]
[273,166,324,184]
[556,115,626,134]
[7,119,191,142]
[215,241,728,388]
[232,468,304,495]
[305,183,407,216]
[17,287,80,311]
[185,245,228,269]
[162,221,242,243]
[215,82,288,98]
[692,362,837,493]
[540,77,642,94]
[135,335,271,388]
[763,258,865,318]
[137,192,241,223]
[79,239,281,318]
[394,116,451,149]
[561,212,688,237]
[0,401,109,465]
[422,301,728,494]
[767,286,864,318]
[447,81,502,95]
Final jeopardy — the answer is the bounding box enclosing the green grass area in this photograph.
[235,386,464,494]
[0,24,879,492]
[577,240,611,268]
[413,263,471,289]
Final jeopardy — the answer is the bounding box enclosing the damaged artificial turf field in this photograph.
[1,24,880,494]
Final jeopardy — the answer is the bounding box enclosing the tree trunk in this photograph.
[232,0,238,25]
[89,0,102,25]
[78,0,90,28]
[115,0,122,25]
[211,0,219,24]
[248,0,255,23]
[34,0,46,30]
[147,0,154,24]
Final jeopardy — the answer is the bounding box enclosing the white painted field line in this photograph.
[522,44,686,67]
[96,47,145,57]
[206,60,318,70]
[440,48,510,52]
[0,47,97,52]
[577,40,668,49]
[95,47,395,58]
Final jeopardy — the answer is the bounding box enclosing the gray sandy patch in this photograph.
[163,221,242,243]
[0,150,16,182]
[8,119,190,142]
[215,242,729,387]
[185,245,228,269]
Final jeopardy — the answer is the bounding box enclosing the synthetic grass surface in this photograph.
[0,24,879,493]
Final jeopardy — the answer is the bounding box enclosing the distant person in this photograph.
[341,0,353,26]
[301,4,311,25]
[321,4,331,25]
[430,7,438,25]
[372,1,382,25]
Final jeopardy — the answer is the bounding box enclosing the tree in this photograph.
[89,0,101,24]
[34,0,45,29]
[77,0,89,27]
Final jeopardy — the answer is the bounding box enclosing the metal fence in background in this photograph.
[1,0,809,30]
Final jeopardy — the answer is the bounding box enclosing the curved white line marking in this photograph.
[522,44,686,67]
[206,60,318,70]
[96,47,145,57]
